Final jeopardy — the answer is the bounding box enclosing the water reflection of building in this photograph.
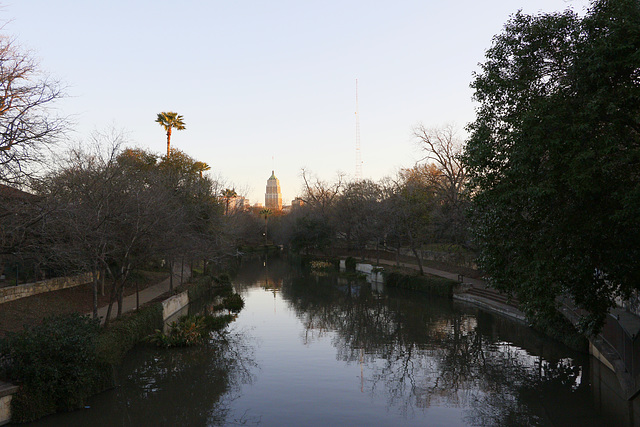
[259,257,283,295]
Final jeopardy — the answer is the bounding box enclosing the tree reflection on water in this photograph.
[28,328,258,427]
[279,271,602,426]
[115,331,258,426]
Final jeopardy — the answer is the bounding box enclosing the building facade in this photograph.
[265,170,283,210]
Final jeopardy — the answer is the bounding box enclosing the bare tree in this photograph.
[413,124,469,244]
[300,168,344,215]
[413,124,466,206]
[0,35,66,185]
[39,133,185,322]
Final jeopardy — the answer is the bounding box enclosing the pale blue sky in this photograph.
[4,0,589,204]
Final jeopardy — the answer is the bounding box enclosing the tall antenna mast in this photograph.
[355,78,362,180]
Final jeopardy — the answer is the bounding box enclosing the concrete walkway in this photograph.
[364,257,485,286]
[95,265,191,325]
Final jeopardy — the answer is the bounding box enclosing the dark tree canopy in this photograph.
[463,0,640,333]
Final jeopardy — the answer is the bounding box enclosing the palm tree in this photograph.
[194,161,211,178]
[260,208,272,245]
[222,188,238,215]
[155,112,186,157]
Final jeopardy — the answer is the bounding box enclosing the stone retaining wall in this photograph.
[0,273,93,304]
[0,381,18,426]
[162,291,190,321]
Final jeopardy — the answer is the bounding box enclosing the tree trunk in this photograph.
[91,269,99,320]
[117,281,124,317]
[407,229,424,275]
[180,256,184,286]
[169,260,174,291]
[166,128,172,157]
[410,245,424,276]
[104,277,119,328]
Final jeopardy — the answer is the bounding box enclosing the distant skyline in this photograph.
[3,0,590,203]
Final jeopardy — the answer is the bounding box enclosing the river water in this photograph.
[30,256,635,426]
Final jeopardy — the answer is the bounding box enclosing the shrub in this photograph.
[148,313,236,348]
[383,271,456,297]
[345,257,357,271]
[204,314,235,331]
[532,310,588,352]
[223,293,245,313]
[187,275,215,301]
[148,315,208,348]
[215,273,231,285]
[96,304,163,366]
[0,314,104,422]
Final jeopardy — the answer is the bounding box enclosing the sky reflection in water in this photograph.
[29,257,612,426]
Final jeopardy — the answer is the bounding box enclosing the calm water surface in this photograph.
[31,257,632,426]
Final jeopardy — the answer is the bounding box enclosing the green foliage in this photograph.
[148,315,208,348]
[289,213,332,254]
[345,257,357,271]
[96,304,163,365]
[531,310,588,352]
[204,314,235,331]
[148,313,236,348]
[215,273,232,285]
[383,271,455,297]
[187,275,216,301]
[223,293,245,313]
[0,314,104,422]
[463,0,640,334]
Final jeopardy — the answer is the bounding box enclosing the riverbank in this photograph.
[0,271,235,423]
[337,252,640,401]
[331,252,590,352]
[40,257,612,426]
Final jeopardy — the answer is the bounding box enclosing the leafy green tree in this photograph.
[289,211,332,255]
[155,111,186,157]
[463,0,640,333]
[387,173,436,275]
[333,179,384,252]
